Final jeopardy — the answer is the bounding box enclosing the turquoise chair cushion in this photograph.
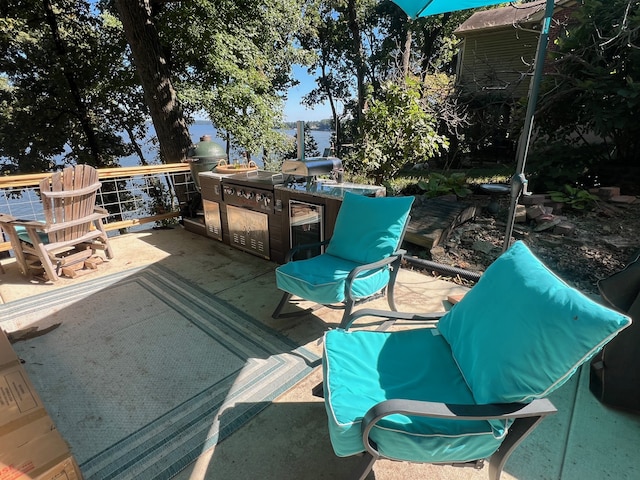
[438,241,632,405]
[325,193,414,264]
[275,254,390,305]
[15,225,49,245]
[324,329,507,462]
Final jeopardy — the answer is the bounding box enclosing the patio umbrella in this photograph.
[390,0,557,251]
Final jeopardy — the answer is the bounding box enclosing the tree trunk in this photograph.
[318,63,341,156]
[347,0,365,127]
[402,27,412,79]
[114,0,191,164]
[419,13,450,74]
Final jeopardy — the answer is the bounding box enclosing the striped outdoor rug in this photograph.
[1,265,318,479]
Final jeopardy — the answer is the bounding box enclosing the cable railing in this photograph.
[0,163,198,253]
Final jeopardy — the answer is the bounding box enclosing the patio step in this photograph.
[405,197,477,249]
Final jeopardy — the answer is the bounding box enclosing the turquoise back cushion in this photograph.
[438,241,631,405]
[325,193,414,264]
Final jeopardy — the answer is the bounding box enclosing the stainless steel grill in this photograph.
[221,170,285,260]
[281,156,342,179]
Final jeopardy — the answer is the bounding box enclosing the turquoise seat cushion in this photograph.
[438,241,632,405]
[275,254,390,305]
[325,193,414,264]
[15,225,48,245]
[323,329,507,463]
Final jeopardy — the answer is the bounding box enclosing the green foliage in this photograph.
[299,1,469,154]
[526,142,606,192]
[548,184,599,211]
[535,0,640,170]
[166,0,309,156]
[417,172,471,199]
[348,76,448,183]
[0,1,148,171]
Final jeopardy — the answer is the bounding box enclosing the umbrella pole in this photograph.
[502,0,556,252]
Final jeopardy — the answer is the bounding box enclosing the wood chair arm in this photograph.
[1,218,45,228]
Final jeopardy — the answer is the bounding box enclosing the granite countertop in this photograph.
[275,181,386,199]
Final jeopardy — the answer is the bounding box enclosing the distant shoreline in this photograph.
[192,119,333,131]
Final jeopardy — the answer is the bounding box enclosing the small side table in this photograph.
[479,183,510,214]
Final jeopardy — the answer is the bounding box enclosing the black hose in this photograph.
[404,255,482,282]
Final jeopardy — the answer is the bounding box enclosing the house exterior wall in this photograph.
[456,28,540,99]
[454,0,580,100]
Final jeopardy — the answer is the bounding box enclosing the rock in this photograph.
[429,246,448,263]
[526,204,546,220]
[515,204,527,223]
[519,194,548,206]
[603,236,639,249]
[472,240,496,254]
[599,186,621,199]
[610,195,637,204]
[533,215,562,232]
[553,222,575,236]
[404,193,640,297]
[545,201,564,214]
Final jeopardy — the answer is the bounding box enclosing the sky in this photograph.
[283,66,333,122]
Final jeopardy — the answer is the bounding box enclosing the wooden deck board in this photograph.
[405,197,477,249]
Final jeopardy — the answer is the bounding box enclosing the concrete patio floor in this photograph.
[1,226,638,479]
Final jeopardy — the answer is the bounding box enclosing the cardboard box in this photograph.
[0,330,18,370]
[34,457,82,480]
[0,330,83,480]
[0,415,79,480]
[0,363,45,432]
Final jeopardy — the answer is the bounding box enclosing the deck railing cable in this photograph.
[0,164,198,253]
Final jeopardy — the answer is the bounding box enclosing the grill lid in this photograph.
[225,170,285,185]
[282,157,342,177]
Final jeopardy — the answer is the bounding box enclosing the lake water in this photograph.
[1,125,334,222]
[120,125,333,167]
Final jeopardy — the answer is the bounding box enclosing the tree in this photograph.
[0,0,144,171]
[299,0,385,151]
[349,76,448,183]
[298,1,353,155]
[113,0,191,164]
[533,0,640,190]
[155,0,309,160]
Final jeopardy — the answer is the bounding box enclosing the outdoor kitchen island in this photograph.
[195,169,385,264]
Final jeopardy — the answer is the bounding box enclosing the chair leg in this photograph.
[353,453,377,480]
[387,284,398,312]
[38,249,59,282]
[2,226,29,276]
[272,291,292,319]
[488,414,547,480]
[387,259,402,311]
[26,227,59,282]
[340,299,356,326]
[96,221,114,259]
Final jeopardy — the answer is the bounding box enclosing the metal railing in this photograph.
[0,164,198,253]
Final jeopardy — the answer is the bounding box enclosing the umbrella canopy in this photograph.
[390,0,557,251]
[391,0,507,17]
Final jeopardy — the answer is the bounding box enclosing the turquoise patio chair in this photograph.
[323,241,631,479]
[272,192,414,325]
